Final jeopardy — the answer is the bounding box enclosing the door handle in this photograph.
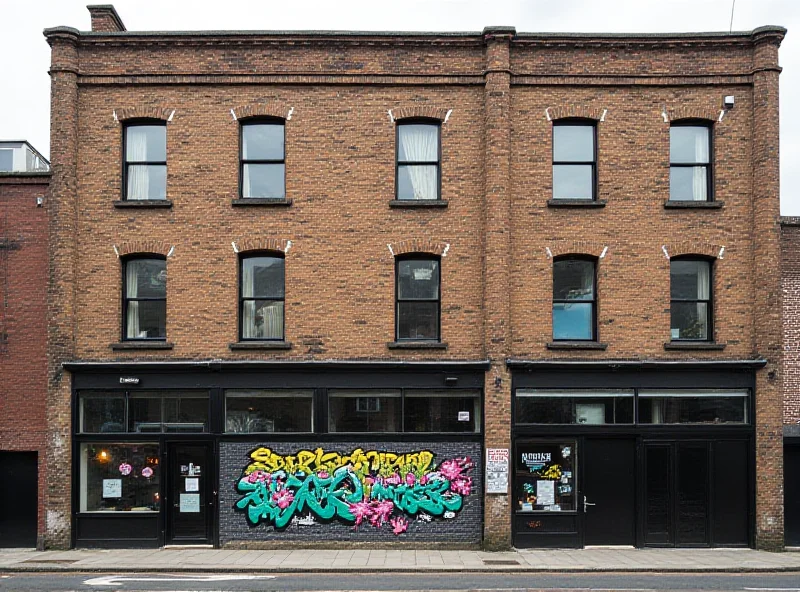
[584,495,596,511]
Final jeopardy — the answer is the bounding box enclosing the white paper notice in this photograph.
[185,477,200,492]
[102,479,122,498]
[537,480,555,506]
[486,448,509,494]
[180,493,201,513]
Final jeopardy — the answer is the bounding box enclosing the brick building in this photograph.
[42,5,786,549]
[781,218,800,546]
[0,141,49,548]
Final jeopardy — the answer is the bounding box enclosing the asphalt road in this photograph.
[1,572,800,592]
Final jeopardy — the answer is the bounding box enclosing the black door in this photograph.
[166,443,212,545]
[0,452,38,547]
[786,443,800,546]
[582,438,636,546]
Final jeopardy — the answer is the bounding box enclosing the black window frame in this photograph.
[395,118,442,201]
[238,252,286,342]
[669,255,714,342]
[669,120,713,202]
[395,254,442,342]
[239,117,286,199]
[122,119,167,201]
[552,255,598,342]
[552,118,597,201]
[121,255,167,342]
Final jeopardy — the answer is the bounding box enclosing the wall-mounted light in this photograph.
[494,376,502,388]
[97,450,109,462]
[723,95,735,109]
[36,196,44,207]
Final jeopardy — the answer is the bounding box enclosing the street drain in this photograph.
[22,559,77,564]
[483,559,520,565]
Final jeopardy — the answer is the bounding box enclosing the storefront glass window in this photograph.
[79,443,160,512]
[225,390,313,433]
[515,441,576,512]
[516,389,634,424]
[328,390,402,432]
[80,393,126,433]
[404,389,481,433]
[638,389,748,424]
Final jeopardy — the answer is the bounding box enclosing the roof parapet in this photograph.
[87,5,126,32]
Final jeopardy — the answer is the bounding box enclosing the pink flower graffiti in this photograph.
[390,516,408,535]
[271,488,295,509]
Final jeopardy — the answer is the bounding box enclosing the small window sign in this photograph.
[102,479,122,498]
[119,377,140,385]
[457,411,470,422]
[671,328,680,340]
[413,268,433,281]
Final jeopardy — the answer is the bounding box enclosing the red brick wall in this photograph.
[0,173,50,545]
[782,220,800,425]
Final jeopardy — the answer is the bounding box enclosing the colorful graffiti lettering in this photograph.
[234,448,473,535]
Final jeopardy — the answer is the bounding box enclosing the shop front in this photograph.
[67,361,486,548]
[508,360,759,549]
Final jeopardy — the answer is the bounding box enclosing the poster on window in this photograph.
[515,441,575,512]
[180,493,200,513]
[102,479,122,499]
[486,448,509,494]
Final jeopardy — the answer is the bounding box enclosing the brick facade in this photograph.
[0,172,50,547]
[44,7,786,549]
[782,219,800,427]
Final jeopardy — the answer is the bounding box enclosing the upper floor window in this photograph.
[240,254,285,341]
[670,257,712,341]
[396,121,440,200]
[552,257,596,341]
[123,122,166,200]
[123,257,166,340]
[396,256,440,341]
[553,121,596,200]
[240,120,285,198]
[670,123,711,201]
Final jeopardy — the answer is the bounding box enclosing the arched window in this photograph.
[122,256,167,340]
[395,255,441,341]
[240,118,285,198]
[396,119,441,201]
[552,256,597,341]
[670,256,713,341]
[239,253,285,340]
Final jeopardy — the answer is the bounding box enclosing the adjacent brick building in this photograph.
[0,141,50,548]
[43,5,786,549]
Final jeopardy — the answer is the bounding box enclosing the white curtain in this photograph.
[400,126,437,200]
[261,302,284,339]
[242,263,256,338]
[692,131,709,201]
[127,128,149,200]
[125,263,140,338]
[696,262,710,333]
[243,165,252,198]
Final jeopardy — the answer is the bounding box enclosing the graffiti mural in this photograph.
[234,447,473,535]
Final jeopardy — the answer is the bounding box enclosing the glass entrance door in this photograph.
[166,443,212,545]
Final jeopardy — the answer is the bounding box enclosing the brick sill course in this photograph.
[113,200,173,208]
[231,198,293,207]
[546,341,608,350]
[663,200,724,209]
[663,341,726,350]
[389,200,448,208]
[229,341,293,350]
[547,199,607,208]
[387,341,448,350]
[111,341,174,350]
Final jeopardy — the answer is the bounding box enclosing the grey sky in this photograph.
[2,0,797,212]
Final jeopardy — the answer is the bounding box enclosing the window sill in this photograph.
[664,341,726,350]
[389,200,448,208]
[547,199,607,208]
[546,341,608,350]
[111,342,174,350]
[229,341,293,350]
[113,200,173,208]
[387,341,448,350]
[663,200,724,209]
[231,198,293,207]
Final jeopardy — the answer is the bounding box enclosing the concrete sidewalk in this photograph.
[1,547,799,573]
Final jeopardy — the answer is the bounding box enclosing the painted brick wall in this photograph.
[0,173,50,545]
[782,220,800,426]
[219,441,482,547]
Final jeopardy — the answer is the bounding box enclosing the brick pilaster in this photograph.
[43,27,80,549]
[751,25,787,551]
[482,26,515,551]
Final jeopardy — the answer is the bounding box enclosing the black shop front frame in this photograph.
[508,360,760,549]
[67,360,487,549]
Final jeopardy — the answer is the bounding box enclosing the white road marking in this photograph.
[84,574,276,586]
[744,589,800,591]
